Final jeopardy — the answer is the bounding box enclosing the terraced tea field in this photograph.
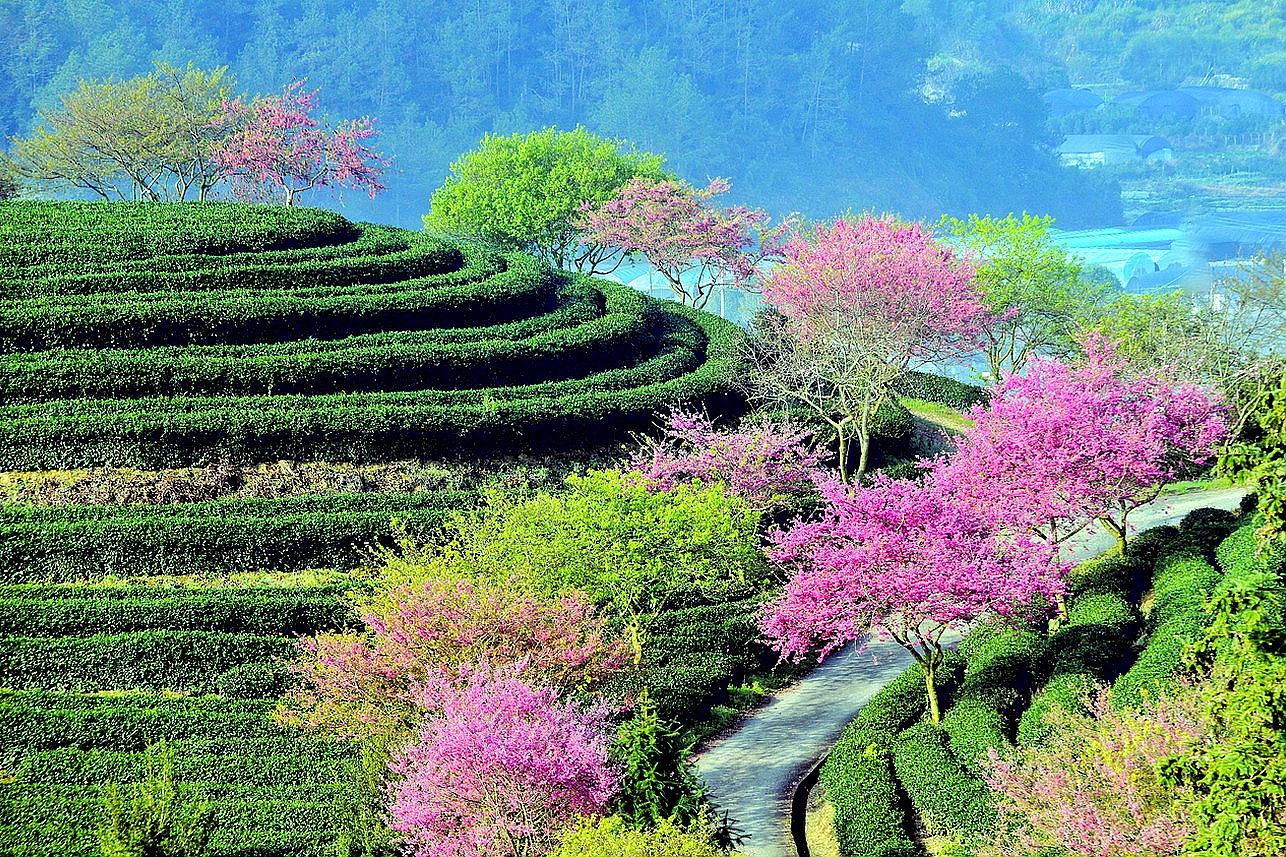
[0,200,745,855]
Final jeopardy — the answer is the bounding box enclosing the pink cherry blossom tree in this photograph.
[982,683,1205,857]
[278,576,629,739]
[745,214,993,481]
[761,475,1065,722]
[214,79,388,205]
[576,176,793,310]
[628,408,824,515]
[387,666,619,857]
[933,334,1228,557]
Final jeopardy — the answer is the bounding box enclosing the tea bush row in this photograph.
[0,249,546,351]
[0,490,476,580]
[0,285,657,400]
[0,303,742,468]
[0,201,357,268]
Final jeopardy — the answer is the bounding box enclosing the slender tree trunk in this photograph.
[924,661,941,723]
[1098,515,1127,555]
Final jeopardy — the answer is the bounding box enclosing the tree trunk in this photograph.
[924,661,941,723]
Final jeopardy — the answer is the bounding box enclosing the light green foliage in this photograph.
[940,212,1104,382]
[551,815,725,857]
[424,127,670,272]
[98,743,211,857]
[1164,568,1286,857]
[401,469,766,659]
[9,63,237,202]
[1222,374,1286,543]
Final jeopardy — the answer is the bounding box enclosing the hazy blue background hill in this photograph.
[1,0,1281,227]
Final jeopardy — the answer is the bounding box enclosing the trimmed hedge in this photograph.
[12,746,347,788]
[0,284,654,400]
[0,631,296,693]
[945,622,1047,775]
[0,491,476,581]
[0,250,550,352]
[892,722,996,839]
[0,201,357,268]
[818,653,964,857]
[891,371,988,411]
[0,302,744,468]
[0,588,357,637]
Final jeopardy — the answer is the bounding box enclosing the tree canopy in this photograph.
[424,127,669,272]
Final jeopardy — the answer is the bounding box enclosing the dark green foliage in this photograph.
[331,736,400,857]
[610,691,708,828]
[1016,672,1097,746]
[891,371,988,411]
[97,744,211,857]
[0,301,743,469]
[0,492,474,581]
[1179,507,1239,558]
[214,663,292,700]
[819,726,916,857]
[945,622,1047,774]
[0,587,358,637]
[892,723,996,839]
[0,631,296,694]
[1068,552,1147,603]
[0,202,356,269]
[0,279,645,401]
[817,654,965,857]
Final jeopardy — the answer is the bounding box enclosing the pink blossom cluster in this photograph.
[984,684,1204,857]
[761,474,1064,664]
[577,177,793,308]
[214,79,387,205]
[388,666,620,857]
[281,576,628,738]
[934,333,1228,549]
[628,409,824,513]
[759,215,991,360]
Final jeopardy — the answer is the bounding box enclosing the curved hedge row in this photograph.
[0,282,655,400]
[0,202,358,268]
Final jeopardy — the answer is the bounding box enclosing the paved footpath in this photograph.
[693,487,1247,857]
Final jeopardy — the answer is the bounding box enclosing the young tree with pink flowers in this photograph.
[746,214,993,481]
[628,408,824,516]
[214,79,388,205]
[934,334,1228,557]
[577,176,792,310]
[761,475,1065,722]
[982,683,1205,857]
[278,575,628,739]
[387,666,619,857]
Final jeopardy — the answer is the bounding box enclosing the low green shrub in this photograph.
[892,722,995,839]
[0,588,357,636]
[0,491,475,581]
[1068,552,1146,603]
[12,747,346,788]
[1016,672,1096,745]
[1178,507,1239,559]
[819,726,916,857]
[0,303,744,468]
[945,624,1046,774]
[891,371,988,411]
[0,631,296,693]
[215,663,293,700]
[1065,592,1137,634]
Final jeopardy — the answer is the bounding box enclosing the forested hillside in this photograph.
[0,0,1124,226]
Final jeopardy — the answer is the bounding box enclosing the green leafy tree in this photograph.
[8,62,237,201]
[1222,375,1286,544]
[386,470,767,663]
[941,212,1107,383]
[98,743,211,857]
[424,127,670,273]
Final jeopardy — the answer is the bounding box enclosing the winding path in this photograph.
[692,487,1247,857]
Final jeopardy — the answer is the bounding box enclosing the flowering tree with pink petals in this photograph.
[934,334,1228,557]
[628,408,824,515]
[746,214,992,481]
[214,79,387,205]
[982,683,1204,857]
[577,176,793,309]
[278,576,629,739]
[387,666,619,857]
[762,475,1065,722]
